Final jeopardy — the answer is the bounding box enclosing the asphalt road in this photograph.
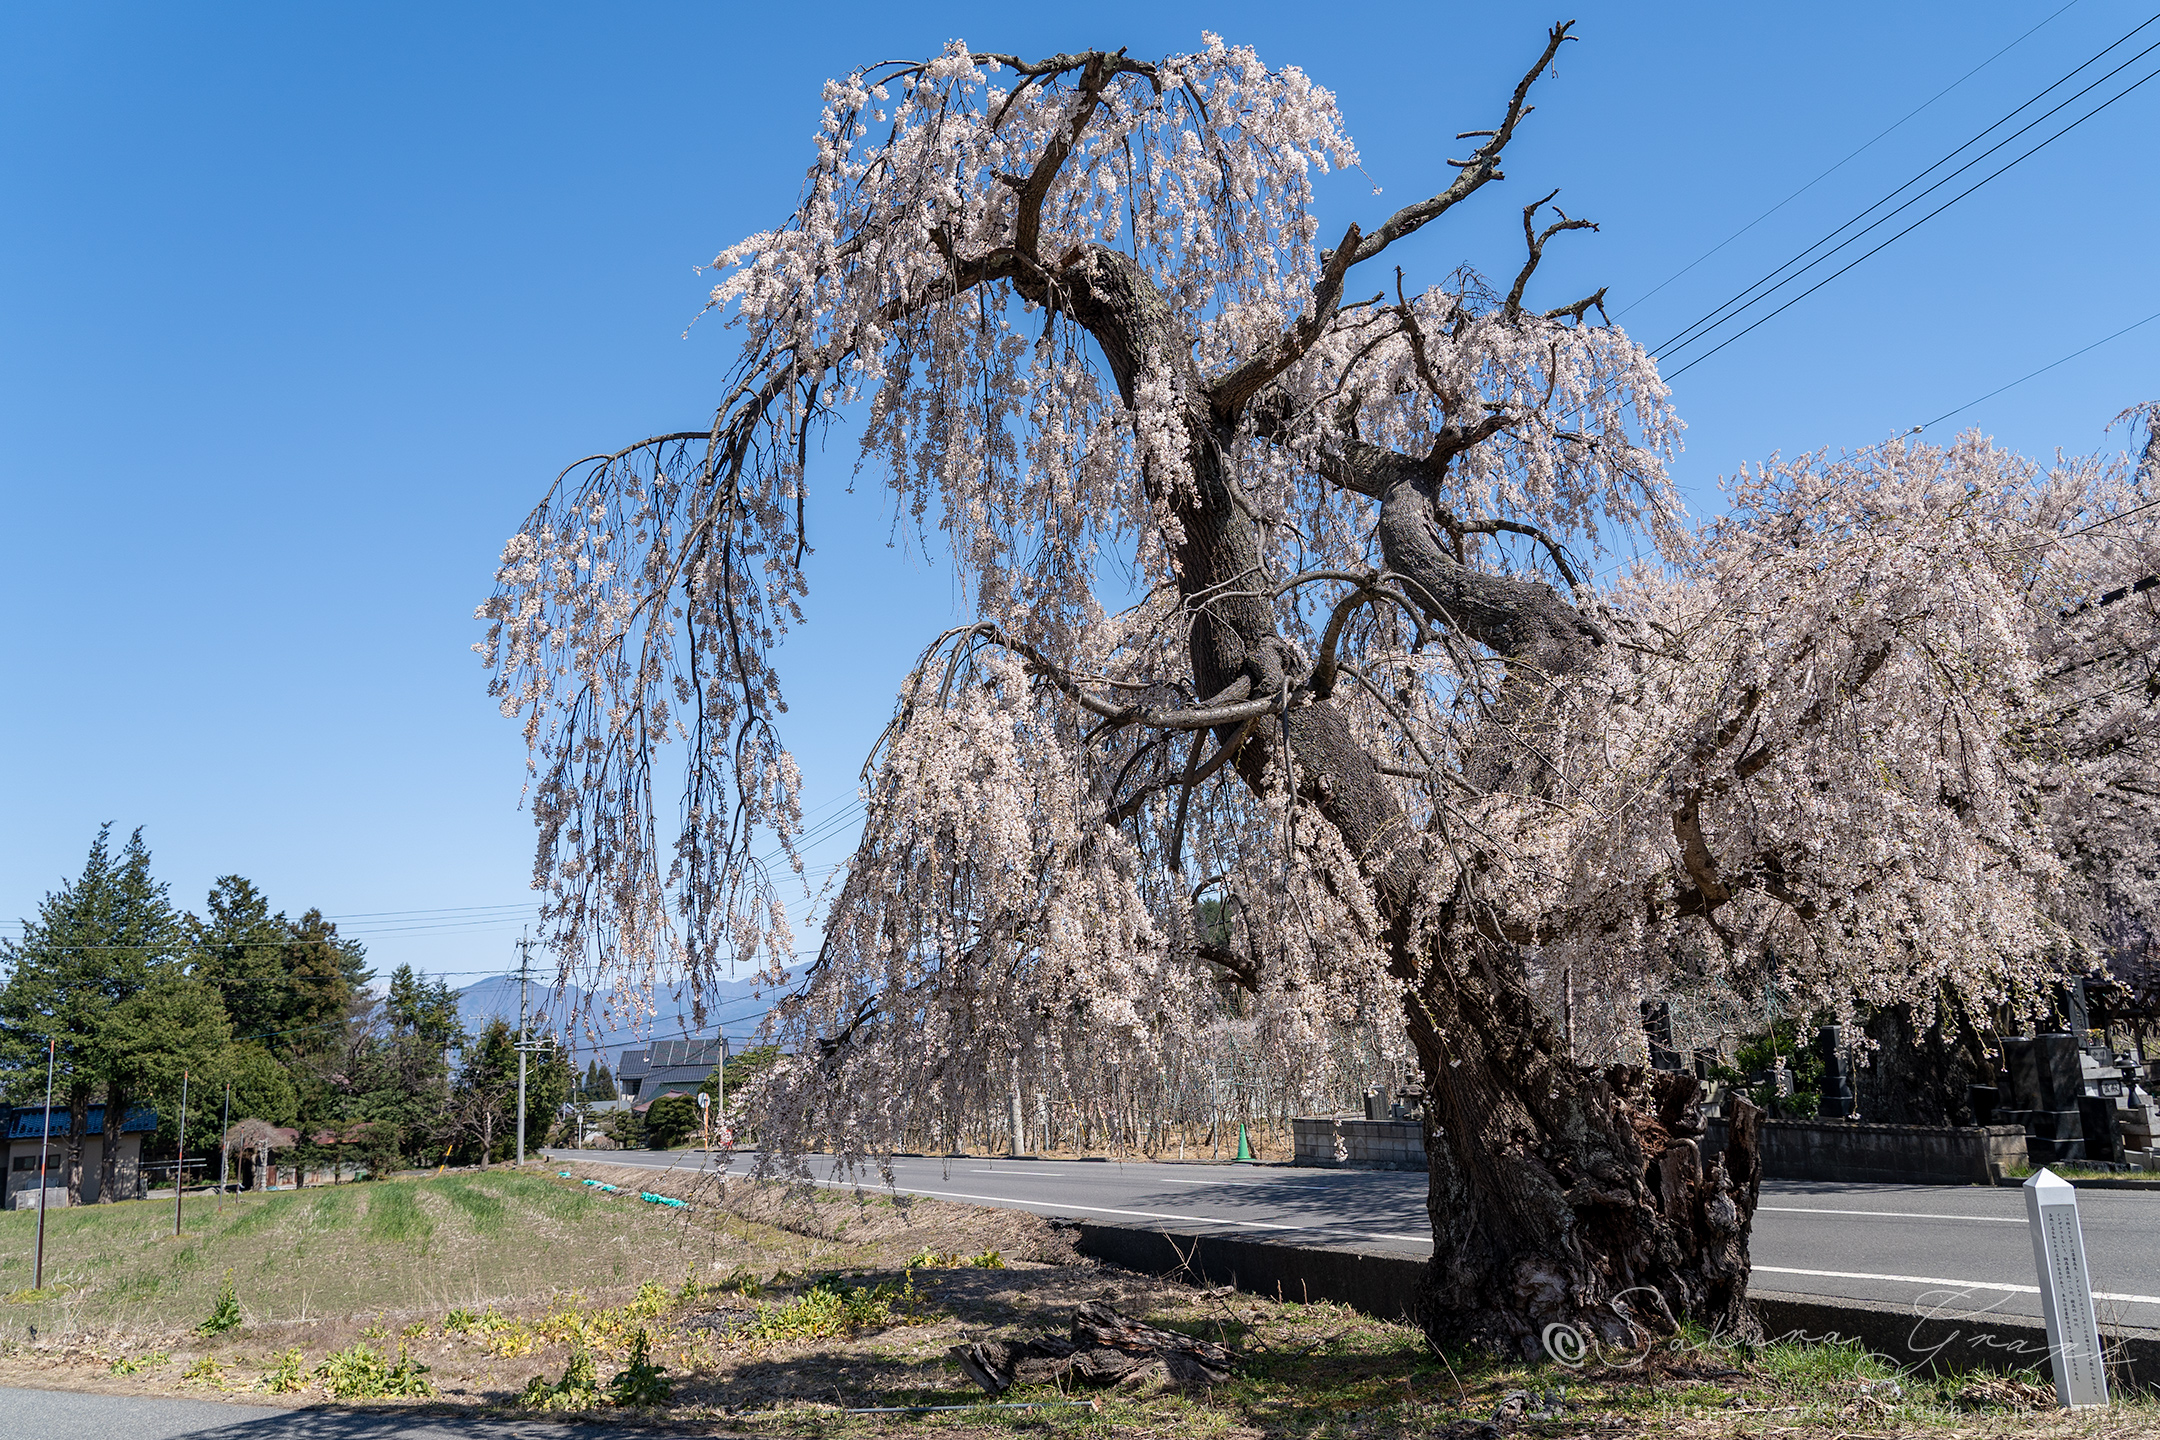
[0,1387,624,1440]
[547,1147,2160,1328]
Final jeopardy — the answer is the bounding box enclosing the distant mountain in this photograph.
[453,970,790,1070]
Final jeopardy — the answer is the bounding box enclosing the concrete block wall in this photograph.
[1291,1116,1427,1170]
[1294,1112,2025,1186]
[1704,1118,2026,1186]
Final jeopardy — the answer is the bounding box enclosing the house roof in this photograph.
[618,1037,726,1081]
[7,1104,158,1141]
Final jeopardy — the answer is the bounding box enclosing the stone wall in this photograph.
[1703,1118,2026,1186]
[1291,1116,1427,1170]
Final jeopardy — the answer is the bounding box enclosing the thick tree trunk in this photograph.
[1041,242,1764,1353]
[65,1083,90,1205]
[1405,938,1762,1355]
[98,1080,128,1204]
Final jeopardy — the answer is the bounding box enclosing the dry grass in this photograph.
[1,1160,2156,1437]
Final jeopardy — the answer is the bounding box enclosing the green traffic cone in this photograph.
[1234,1124,1254,1163]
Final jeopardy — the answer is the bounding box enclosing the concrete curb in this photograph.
[1067,1221,2160,1391]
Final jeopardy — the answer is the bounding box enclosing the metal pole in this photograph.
[33,1038,54,1290]
[715,1035,726,1149]
[173,1070,189,1237]
[516,933,530,1167]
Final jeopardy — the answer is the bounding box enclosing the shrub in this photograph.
[609,1328,673,1407]
[180,1356,229,1386]
[315,1343,433,1399]
[520,1346,600,1411]
[196,1271,242,1337]
[734,1274,927,1346]
[260,1349,308,1393]
[644,1094,698,1149]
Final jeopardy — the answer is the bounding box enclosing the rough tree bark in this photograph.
[64,1081,90,1205]
[98,1078,129,1204]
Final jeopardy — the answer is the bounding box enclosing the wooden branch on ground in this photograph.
[952,1302,1235,1396]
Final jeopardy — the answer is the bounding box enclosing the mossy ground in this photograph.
[1,1160,2154,1436]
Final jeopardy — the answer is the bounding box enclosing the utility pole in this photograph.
[33,1038,54,1290]
[173,1070,190,1237]
[515,932,531,1167]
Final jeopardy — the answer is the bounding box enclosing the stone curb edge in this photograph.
[1065,1221,2160,1393]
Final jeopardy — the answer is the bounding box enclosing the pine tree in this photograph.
[1,827,190,1201]
[187,877,290,1042]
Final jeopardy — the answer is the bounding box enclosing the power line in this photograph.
[1653,12,2160,368]
[1662,56,2160,383]
[1619,0,2085,318]
[1915,308,2160,434]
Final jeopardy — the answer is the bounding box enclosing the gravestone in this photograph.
[1816,1025,1855,1119]
[2077,1095,2124,1165]
[2004,1034,2086,1162]
[2024,1169,2110,1408]
[1362,1087,1390,1122]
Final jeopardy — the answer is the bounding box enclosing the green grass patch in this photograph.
[363,1183,434,1251]
[733,1273,933,1346]
[431,1178,507,1234]
[0,1171,691,1340]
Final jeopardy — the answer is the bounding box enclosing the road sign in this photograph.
[2024,1167,2110,1407]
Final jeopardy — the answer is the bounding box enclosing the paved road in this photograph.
[548,1148,2160,1328]
[0,1387,623,1439]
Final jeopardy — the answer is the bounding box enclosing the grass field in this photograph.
[2,1162,2157,1436]
[0,1167,691,1335]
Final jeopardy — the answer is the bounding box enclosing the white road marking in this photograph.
[1757,1205,2024,1224]
[1141,1175,1335,1188]
[1755,1266,2160,1307]
[968,1169,1067,1176]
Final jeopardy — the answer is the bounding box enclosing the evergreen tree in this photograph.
[578,1057,618,1100]
[1,827,190,1201]
[187,876,289,1041]
[520,1040,574,1156]
[93,979,233,1166]
[453,1019,518,1164]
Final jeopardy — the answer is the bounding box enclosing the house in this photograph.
[616,1037,727,1109]
[5,1103,158,1206]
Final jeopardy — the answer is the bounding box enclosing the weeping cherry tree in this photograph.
[481,26,2160,1350]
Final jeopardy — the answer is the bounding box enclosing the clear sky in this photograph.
[5,2,2156,1008]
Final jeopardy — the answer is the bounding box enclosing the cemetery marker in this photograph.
[2024,1167,2109,1407]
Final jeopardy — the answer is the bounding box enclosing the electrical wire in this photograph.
[1620,0,2086,317]
[1652,12,2160,367]
[1662,56,2160,382]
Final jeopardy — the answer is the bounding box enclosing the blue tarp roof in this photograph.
[7,1103,158,1140]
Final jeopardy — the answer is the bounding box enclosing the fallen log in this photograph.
[952,1302,1235,1395]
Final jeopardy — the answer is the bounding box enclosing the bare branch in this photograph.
[1502,189,1598,320]
[1344,22,1573,267]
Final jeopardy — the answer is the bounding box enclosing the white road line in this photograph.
[1758,1205,2024,1224]
[1142,1175,1335,1188]
[1755,1266,2160,1306]
[968,1169,1067,1176]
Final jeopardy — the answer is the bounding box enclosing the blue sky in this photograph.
[4,2,2156,1017]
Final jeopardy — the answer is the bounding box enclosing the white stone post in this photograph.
[2025,1168,2110,1408]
